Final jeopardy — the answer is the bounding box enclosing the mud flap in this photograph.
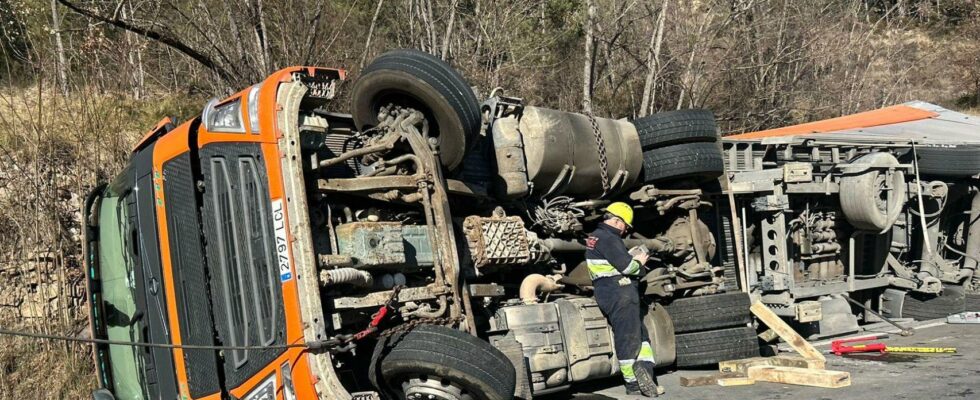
[643,304,676,367]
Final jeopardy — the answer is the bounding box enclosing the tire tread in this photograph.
[634,109,718,149]
[663,293,752,334]
[642,142,725,183]
[674,326,760,367]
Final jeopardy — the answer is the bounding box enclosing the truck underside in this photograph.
[84,50,980,400]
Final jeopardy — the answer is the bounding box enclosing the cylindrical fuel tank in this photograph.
[509,106,642,198]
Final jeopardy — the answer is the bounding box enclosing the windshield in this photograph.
[96,184,148,400]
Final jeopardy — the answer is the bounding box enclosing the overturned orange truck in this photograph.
[83,49,980,400]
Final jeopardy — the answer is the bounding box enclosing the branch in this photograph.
[57,0,237,84]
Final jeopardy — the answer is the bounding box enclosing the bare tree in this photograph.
[639,0,668,117]
[441,0,459,60]
[583,0,597,114]
[361,0,386,68]
[49,0,69,96]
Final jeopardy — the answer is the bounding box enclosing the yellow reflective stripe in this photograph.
[639,341,655,362]
[619,359,636,380]
[587,259,621,279]
[623,260,641,276]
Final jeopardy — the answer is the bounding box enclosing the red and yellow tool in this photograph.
[831,335,957,355]
[831,335,888,355]
[885,346,956,353]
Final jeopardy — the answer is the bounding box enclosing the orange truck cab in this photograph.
[83,67,346,400]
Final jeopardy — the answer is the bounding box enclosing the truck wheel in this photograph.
[488,334,533,400]
[915,146,980,178]
[373,324,516,400]
[642,142,724,183]
[902,285,966,320]
[674,326,760,368]
[644,304,676,367]
[663,292,752,334]
[634,109,718,150]
[352,49,481,171]
[839,152,906,232]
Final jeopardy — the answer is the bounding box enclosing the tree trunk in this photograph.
[49,0,69,96]
[583,0,596,114]
[361,0,386,68]
[640,0,669,117]
[421,0,437,53]
[677,12,708,110]
[252,0,270,74]
[120,4,142,99]
[441,0,459,60]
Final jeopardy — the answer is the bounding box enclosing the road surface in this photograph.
[542,319,979,399]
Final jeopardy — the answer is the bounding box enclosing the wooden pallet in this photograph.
[747,366,851,388]
[719,355,825,374]
[703,302,851,389]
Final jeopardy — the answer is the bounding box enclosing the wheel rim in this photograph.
[400,375,474,400]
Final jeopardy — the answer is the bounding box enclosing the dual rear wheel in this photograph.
[633,110,725,184]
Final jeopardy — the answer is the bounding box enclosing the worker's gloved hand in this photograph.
[630,246,650,266]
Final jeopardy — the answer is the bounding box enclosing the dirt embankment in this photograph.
[0,89,201,399]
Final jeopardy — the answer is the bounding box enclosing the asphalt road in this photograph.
[542,320,980,399]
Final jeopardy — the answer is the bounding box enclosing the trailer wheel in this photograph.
[663,292,752,334]
[641,142,725,183]
[634,109,719,150]
[352,49,481,170]
[839,152,906,232]
[372,324,516,400]
[674,326,760,368]
[902,284,967,320]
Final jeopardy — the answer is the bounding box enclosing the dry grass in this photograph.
[0,332,95,399]
[0,87,201,399]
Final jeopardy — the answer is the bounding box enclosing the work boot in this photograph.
[624,380,644,396]
[633,361,665,397]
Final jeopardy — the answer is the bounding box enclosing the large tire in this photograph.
[839,152,906,232]
[634,109,718,150]
[902,284,966,320]
[352,49,481,170]
[915,146,980,178]
[642,142,724,183]
[488,334,533,400]
[663,293,752,334]
[675,326,760,368]
[372,324,516,400]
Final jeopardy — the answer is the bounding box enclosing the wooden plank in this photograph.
[750,302,827,361]
[758,328,779,343]
[747,366,851,388]
[679,372,742,387]
[719,355,825,374]
[717,377,756,386]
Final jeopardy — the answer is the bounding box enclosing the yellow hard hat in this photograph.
[606,202,634,227]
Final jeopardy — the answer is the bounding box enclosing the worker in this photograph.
[586,202,664,397]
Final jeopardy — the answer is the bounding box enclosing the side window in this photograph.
[199,143,285,388]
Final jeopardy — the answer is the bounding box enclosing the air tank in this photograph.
[492,106,642,199]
